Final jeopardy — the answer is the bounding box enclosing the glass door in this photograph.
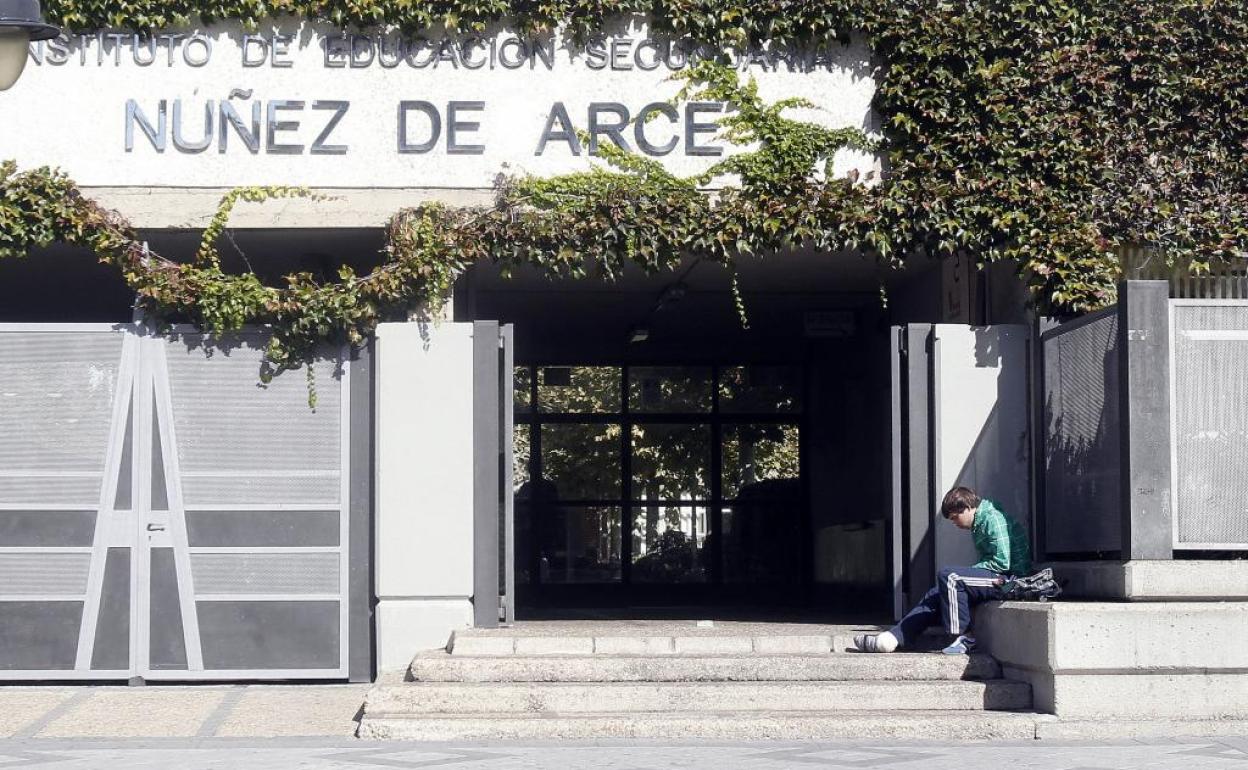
[514,364,804,608]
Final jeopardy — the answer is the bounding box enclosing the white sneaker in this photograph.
[854,632,898,653]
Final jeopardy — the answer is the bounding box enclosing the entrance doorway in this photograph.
[458,250,911,618]
[513,364,805,608]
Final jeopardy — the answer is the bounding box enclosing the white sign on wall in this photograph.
[3,21,877,189]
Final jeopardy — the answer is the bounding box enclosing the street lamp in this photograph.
[0,0,59,91]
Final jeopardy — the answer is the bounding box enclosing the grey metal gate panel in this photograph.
[0,325,355,680]
[500,324,515,625]
[0,325,135,677]
[1040,308,1122,554]
[889,324,935,619]
[1170,301,1248,549]
[148,332,350,678]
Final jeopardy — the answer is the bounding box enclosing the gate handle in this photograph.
[146,523,166,532]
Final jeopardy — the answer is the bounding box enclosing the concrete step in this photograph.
[446,630,961,656]
[366,679,1032,715]
[409,651,1002,682]
[357,709,1045,740]
[449,632,844,656]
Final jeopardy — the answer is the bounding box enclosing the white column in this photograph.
[374,321,475,671]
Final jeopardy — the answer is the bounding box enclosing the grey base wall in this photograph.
[977,601,1248,718]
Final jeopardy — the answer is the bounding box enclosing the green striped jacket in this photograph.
[971,499,1032,576]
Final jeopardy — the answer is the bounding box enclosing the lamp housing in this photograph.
[0,0,59,91]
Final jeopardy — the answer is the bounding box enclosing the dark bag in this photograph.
[999,568,1063,602]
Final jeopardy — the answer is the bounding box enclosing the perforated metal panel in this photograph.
[1171,302,1248,548]
[0,333,123,475]
[164,334,340,495]
[0,553,92,595]
[180,477,340,507]
[190,553,341,595]
[0,479,102,507]
[1042,311,1122,553]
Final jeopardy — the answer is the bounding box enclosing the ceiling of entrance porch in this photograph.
[465,246,892,295]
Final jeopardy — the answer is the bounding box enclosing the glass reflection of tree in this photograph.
[628,369,712,581]
[631,422,710,582]
[539,366,620,414]
[723,424,800,498]
[529,367,625,582]
[719,366,801,413]
[723,424,801,583]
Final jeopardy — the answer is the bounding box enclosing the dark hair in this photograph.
[941,486,980,518]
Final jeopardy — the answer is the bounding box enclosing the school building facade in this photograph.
[2,15,1247,727]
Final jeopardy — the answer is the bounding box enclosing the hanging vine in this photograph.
[4,0,1248,379]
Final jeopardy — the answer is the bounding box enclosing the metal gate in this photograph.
[0,324,356,680]
[1039,308,1122,555]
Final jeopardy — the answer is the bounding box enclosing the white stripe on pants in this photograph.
[945,573,1001,633]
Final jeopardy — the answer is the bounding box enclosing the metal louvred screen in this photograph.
[1172,304,1248,548]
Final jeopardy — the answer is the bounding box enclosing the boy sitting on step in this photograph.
[855,486,1031,655]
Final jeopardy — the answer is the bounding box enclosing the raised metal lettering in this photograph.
[685,102,723,157]
[172,99,213,153]
[447,101,485,155]
[125,99,167,153]
[398,101,440,153]
[311,101,350,155]
[241,34,267,67]
[536,102,581,156]
[183,34,212,67]
[588,102,630,154]
[219,100,261,154]
[266,100,305,154]
[635,102,679,156]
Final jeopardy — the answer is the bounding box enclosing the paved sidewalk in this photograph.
[0,736,1245,768]
[0,684,372,739]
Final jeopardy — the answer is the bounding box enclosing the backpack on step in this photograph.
[998,568,1063,602]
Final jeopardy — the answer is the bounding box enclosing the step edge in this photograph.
[361,709,1045,721]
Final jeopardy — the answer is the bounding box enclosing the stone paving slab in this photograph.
[0,689,77,738]
[1,736,1248,769]
[214,686,371,738]
[0,685,368,739]
[39,689,228,738]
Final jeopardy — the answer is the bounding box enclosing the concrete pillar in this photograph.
[1117,281,1173,560]
[374,322,475,671]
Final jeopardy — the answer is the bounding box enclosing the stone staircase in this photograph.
[357,624,1040,740]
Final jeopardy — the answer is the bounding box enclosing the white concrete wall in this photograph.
[8,21,878,196]
[374,321,476,671]
[978,601,1248,718]
[933,325,1030,574]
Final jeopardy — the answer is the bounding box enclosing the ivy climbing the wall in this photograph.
[4,0,1248,381]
